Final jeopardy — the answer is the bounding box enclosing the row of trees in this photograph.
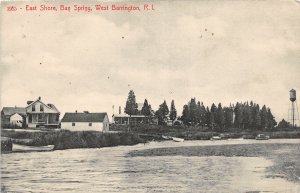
[180,98,277,131]
[124,90,278,130]
[125,90,178,125]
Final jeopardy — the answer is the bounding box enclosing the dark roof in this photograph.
[61,112,108,122]
[47,104,59,112]
[1,107,26,116]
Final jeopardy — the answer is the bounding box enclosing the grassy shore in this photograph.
[111,124,300,140]
[1,129,144,151]
[128,143,300,183]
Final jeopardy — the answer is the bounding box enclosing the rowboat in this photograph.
[162,135,172,140]
[255,134,270,140]
[210,136,222,140]
[172,137,184,142]
[12,143,55,152]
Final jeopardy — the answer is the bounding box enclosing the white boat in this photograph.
[255,134,270,140]
[210,136,222,140]
[162,135,172,140]
[172,137,184,142]
[13,143,55,152]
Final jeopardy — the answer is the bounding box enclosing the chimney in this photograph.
[75,110,78,113]
[38,96,41,100]
[119,106,121,114]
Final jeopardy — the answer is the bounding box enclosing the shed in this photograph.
[61,112,109,132]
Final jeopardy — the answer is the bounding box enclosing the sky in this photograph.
[1,0,300,123]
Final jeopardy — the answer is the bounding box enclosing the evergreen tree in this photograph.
[253,104,261,130]
[210,103,217,128]
[234,102,242,129]
[267,108,277,130]
[215,103,225,131]
[277,119,290,129]
[260,105,268,131]
[181,105,190,125]
[169,100,177,125]
[205,107,211,126]
[199,102,207,126]
[124,90,138,130]
[141,99,151,124]
[156,100,169,125]
[224,107,233,129]
[189,98,198,126]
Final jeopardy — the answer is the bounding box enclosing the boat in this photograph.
[172,137,184,142]
[210,136,222,140]
[12,143,55,152]
[162,135,172,140]
[255,134,270,140]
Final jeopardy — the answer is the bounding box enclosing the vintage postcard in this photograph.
[1,0,300,192]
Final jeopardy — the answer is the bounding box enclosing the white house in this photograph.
[10,113,24,127]
[1,107,26,128]
[26,97,60,128]
[61,112,109,132]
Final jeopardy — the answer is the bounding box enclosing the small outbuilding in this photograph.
[1,107,26,128]
[61,112,109,132]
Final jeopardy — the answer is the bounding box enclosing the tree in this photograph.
[234,102,243,129]
[199,102,207,126]
[169,100,177,125]
[277,119,290,129]
[189,98,198,126]
[210,103,217,128]
[156,100,169,125]
[267,108,277,130]
[215,103,225,131]
[205,107,211,126]
[141,99,151,124]
[181,105,190,125]
[124,90,138,130]
[253,104,261,130]
[224,107,233,129]
[260,105,268,131]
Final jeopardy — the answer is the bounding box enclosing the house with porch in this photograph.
[26,97,60,128]
[112,104,158,125]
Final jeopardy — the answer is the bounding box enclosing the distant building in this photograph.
[61,111,109,132]
[26,97,60,128]
[112,114,158,125]
[1,107,26,128]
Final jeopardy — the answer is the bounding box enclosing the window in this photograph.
[40,105,44,112]
[89,123,92,126]
[28,115,32,123]
[72,123,76,126]
[32,105,35,112]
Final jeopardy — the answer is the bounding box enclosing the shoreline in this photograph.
[128,141,300,184]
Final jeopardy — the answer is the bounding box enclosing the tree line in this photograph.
[124,90,278,130]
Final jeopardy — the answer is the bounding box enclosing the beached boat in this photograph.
[255,134,270,140]
[210,136,222,140]
[172,137,184,142]
[12,143,55,152]
[162,135,172,140]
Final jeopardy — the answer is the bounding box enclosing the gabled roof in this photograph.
[61,112,108,122]
[47,104,59,112]
[26,98,59,113]
[1,107,26,116]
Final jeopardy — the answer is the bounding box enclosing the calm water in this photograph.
[1,140,299,193]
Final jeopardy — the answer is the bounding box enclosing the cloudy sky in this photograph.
[1,0,300,122]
